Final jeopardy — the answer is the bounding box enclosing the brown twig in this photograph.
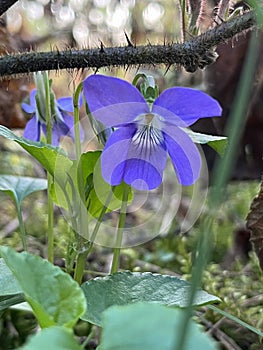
[0,11,256,78]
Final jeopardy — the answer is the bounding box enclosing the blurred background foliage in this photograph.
[0,0,263,349]
[5,0,182,47]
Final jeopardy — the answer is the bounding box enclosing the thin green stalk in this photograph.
[90,190,114,245]
[72,81,90,285]
[73,190,113,284]
[16,203,28,251]
[74,83,87,236]
[47,176,54,263]
[73,241,90,285]
[81,327,95,349]
[43,72,54,264]
[174,31,260,350]
[110,183,130,274]
[208,305,263,338]
[73,82,83,161]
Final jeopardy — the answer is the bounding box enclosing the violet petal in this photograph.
[22,103,35,114]
[29,89,37,108]
[57,96,80,113]
[23,115,41,141]
[51,121,70,146]
[101,125,167,190]
[83,75,149,127]
[162,125,201,185]
[153,87,222,126]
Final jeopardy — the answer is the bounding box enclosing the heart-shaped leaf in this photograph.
[98,302,217,350]
[81,271,220,326]
[0,246,86,329]
[0,175,47,208]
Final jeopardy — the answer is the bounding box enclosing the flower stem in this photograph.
[47,178,54,263]
[43,72,54,264]
[16,203,27,251]
[73,82,86,229]
[110,183,130,274]
[73,241,90,285]
[72,81,91,285]
[73,82,83,161]
[73,190,113,284]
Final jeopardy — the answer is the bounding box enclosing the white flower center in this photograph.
[132,113,164,150]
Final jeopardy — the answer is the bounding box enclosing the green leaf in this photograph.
[0,175,47,208]
[0,259,24,310]
[0,126,74,212]
[80,151,133,217]
[0,126,72,177]
[0,246,86,329]
[81,271,220,326]
[51,163,76,210]
[207,138,228,156]
[99,302,217,350]
[0,294,25,311]
[184,129,227,156]
[52,151,133,216]
[19,326,83,350]
[0,258,22,295]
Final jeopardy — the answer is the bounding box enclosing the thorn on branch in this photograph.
[100,41,105,53]
[124,32,134,47]
[0,11,257,79]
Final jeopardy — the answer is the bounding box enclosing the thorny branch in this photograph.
[0,10,257,78]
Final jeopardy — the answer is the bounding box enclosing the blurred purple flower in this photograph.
[22,89,81,146]
[83,75,222,190]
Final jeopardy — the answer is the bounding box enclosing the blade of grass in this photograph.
[208,305,263,338]
[175,30,261,350]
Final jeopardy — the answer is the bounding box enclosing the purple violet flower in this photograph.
[22,89,80,146]
[83,75,222,191]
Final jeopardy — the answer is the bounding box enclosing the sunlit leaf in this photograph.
[81,271,220,326]
[0,246,86,329]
